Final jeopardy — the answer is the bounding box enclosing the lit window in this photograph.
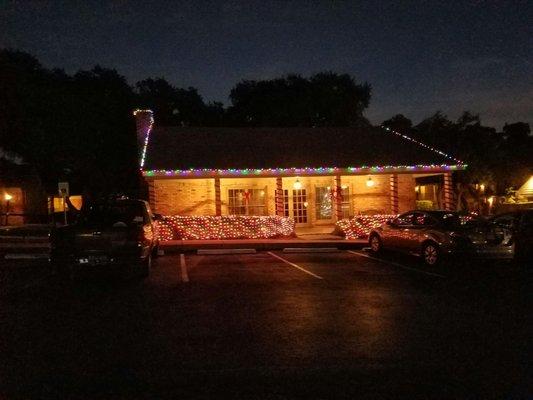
[228,189,266,215]
[315,187,332,220]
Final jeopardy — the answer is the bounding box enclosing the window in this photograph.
[315,186,333,220]
[292,189,308,223]
[394,212,415,226]
[492,214,516,229]
[414,212,437,226]
[341,187,351,218]
[228,188,266,215]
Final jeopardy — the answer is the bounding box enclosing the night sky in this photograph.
[1,0,531,128]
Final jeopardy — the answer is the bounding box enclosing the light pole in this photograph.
[4,193,12,226]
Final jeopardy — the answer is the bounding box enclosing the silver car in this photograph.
[368,210,506,266]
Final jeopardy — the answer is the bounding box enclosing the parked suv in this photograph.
[51,198,160,279]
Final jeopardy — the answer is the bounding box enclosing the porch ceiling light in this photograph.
[293,178,302,190]
[366,177,375,187]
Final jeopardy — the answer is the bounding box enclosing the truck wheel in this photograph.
[140,254,151,278]
[152,243,160,258]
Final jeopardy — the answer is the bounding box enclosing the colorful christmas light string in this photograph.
[133,109,154,169]
[142,163,465,178]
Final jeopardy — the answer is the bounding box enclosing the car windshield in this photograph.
[79,202,145,227]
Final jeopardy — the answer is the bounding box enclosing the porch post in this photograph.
[390,174,399,214]
[443,172,455,211]
[334,175,343,221]
[275,177,284,216]
[214,177,222,216]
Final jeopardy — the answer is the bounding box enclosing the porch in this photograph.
[146,170,456,231]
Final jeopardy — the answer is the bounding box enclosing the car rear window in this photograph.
[437,213,462,228]
[79,203,145,227]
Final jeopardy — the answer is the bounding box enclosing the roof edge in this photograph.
[382,126,464,165]
[142,164,467,179]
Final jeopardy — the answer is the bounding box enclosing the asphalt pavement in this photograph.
[0,251,530,399]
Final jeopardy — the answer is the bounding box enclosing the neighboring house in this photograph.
[517,175,533,202]
[0,159,47,225]
[135,110,466,229]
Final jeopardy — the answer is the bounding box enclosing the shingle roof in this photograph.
[143,126,461,171]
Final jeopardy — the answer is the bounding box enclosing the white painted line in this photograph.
[0,243,50,248]
[267,251,324,280]
[283,247,339,253]
[0,235,49,240]
[179,253,189,283]
[197,249,256,255]
[346,250,445,278]
[4,253,50,260]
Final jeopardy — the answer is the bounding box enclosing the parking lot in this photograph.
[0,250,530,399]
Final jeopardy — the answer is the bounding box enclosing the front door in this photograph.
[292,189,308,225]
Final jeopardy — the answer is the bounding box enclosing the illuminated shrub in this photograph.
[156,215,295,241]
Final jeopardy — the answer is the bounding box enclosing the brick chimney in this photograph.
[133,109,154,169]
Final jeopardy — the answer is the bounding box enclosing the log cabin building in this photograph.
[135,110,466,230]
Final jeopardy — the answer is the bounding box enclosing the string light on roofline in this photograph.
[382,126,464,165]
[142,163,466,178]
[135,109,465,173]
[133,109,154,169]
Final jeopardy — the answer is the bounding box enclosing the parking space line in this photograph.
[267,252,324,280]
[179,254,189,283]
[346,250,445,278]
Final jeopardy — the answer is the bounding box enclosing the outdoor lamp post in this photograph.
[4,193,12,226]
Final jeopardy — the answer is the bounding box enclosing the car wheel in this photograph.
[422,242,440,266]
[369,234,382,254]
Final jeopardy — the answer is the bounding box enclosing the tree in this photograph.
[135,78,217,126]
[227,72,371,127]
[0,49,139,197]
[381,114,412,133]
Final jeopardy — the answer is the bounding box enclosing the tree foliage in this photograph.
[227,72,371,127]
[1,48,530,201]
[382,112,532,193]
[135,78,222,126]
[0,49,138,196]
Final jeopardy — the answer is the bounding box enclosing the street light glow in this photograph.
[4,193,12,201]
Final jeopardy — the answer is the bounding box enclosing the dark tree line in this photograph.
[382,113,532,198]
[0,50,138,197]
[1,48,530,199]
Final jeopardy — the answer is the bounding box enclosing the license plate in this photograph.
[78,256,109,265]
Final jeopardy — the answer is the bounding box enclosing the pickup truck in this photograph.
[50,198,160,280]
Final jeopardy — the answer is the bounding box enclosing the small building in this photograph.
[135,110,466,231]
[0,159,47,226]
[517,175,533,202]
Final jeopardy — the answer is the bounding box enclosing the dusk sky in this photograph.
[2,0,531,128]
